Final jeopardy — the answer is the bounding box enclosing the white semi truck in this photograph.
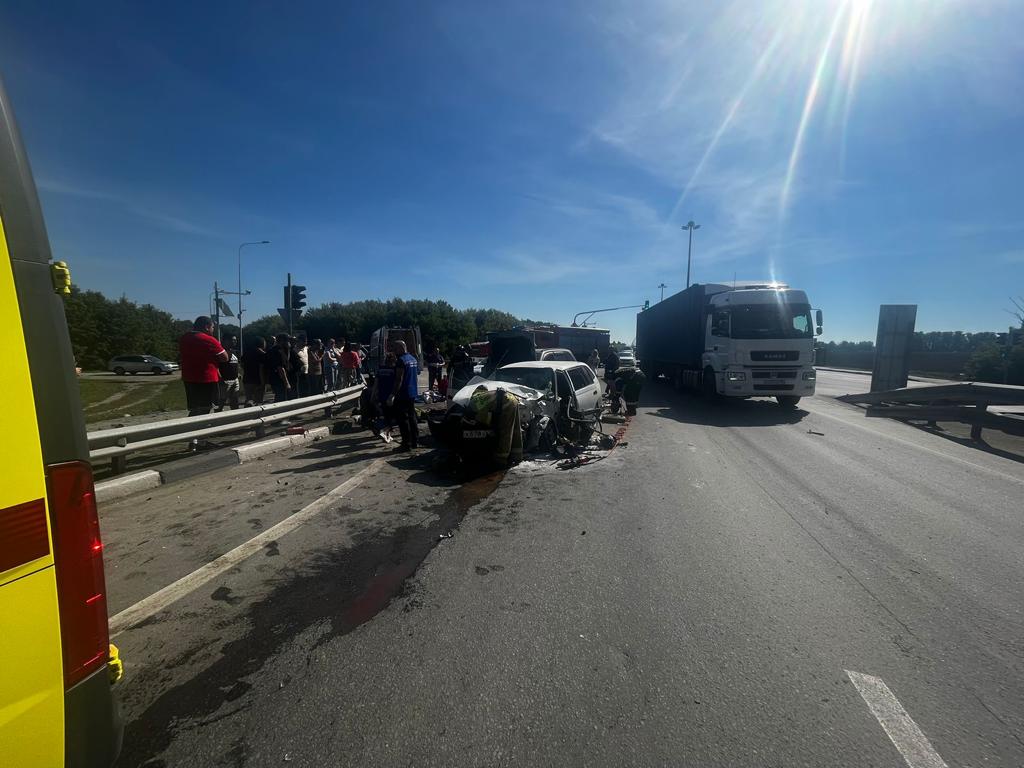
[636,281,822,409]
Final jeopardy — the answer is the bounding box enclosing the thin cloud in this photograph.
[37,177,218,237]
[996,249,1024,264]
[439,248,592,288]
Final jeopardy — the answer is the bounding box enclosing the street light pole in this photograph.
[658,283,667,302]
[237,240,269,350]
[682,220,701,289]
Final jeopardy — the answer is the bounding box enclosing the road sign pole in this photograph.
[286,272,293,337]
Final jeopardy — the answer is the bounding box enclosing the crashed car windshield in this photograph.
[493,367,554,393]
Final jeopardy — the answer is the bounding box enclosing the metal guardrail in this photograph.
[88,384,364,471]
[838,382,1024,441]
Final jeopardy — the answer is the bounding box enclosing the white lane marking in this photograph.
[109,459,384,637]
[807,400,1024,487]
[846,670,949,768]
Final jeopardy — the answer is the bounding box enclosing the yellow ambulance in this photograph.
[0,77,123,766]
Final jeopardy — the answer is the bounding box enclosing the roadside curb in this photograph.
[94,426,332,503]
[232,426,330,462]
[94,470,162,504]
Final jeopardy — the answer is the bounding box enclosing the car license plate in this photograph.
[463,429,490,438]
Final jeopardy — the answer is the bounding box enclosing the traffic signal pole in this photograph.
[286,272,293,337]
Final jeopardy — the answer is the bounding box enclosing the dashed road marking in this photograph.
[108,459,384,637]
[846,670,949,768]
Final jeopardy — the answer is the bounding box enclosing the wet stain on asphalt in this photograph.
[116,467,505,767]
[210,586,242,606]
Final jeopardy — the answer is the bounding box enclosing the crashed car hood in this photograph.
[451,377,548,407]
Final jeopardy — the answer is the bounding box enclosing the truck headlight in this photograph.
[726,371,746,382]
[802,370,816,380]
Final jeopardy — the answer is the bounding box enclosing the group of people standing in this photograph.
[178,316,365,416]
[252,334,363,403]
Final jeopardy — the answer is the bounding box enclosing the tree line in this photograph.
[62,289,549,369]
[244,298,553,353]
[820,331,1024,384]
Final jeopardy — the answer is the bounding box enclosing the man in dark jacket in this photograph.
[264,334,293,403]
[604,348,620,383]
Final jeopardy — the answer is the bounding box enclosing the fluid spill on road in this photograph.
[337,470,503,631]
[116,467,505,768]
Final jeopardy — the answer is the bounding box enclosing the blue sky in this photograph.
[1,0,1022,343]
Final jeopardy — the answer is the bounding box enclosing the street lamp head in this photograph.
[260,240,270,244]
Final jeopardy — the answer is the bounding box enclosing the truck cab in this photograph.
[702,283,820,407]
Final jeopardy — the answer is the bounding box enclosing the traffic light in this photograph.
[289,285,307,311]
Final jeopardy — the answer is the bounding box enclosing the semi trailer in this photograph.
[636,281,822,409]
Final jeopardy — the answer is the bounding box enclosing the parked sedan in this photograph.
[108,354,179,375]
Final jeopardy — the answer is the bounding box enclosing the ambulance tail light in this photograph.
[47,461,110,688]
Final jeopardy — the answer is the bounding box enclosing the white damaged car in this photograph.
[430,361,604,455]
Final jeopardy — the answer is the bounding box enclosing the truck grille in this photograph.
[753,384,794,391]
[751,370,798,379]
[751,351,799,362]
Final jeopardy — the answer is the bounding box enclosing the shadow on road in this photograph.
[916,425,1024,465]
[115,460,505,768]
[640,380,809,428]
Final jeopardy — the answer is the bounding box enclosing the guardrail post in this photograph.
[255,425,266,438]
[112,455,127,475]
[970,402,988,442]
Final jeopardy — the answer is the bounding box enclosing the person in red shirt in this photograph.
[179,316,228,416]
[340,342,362,387]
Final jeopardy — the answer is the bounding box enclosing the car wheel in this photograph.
[129,371,137,375]
[113,367,125,376]
[777,395,800,410]
[151,367,163,375]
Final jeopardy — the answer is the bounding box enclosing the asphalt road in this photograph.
[104,370,1024,767]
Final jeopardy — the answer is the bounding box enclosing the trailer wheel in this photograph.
[777,395,800,410]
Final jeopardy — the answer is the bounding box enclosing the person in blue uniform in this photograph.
[388,340,420,451]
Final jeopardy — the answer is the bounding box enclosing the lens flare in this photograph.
[838,0,873,173]
[780,2,850,216]
[668,28,786,221]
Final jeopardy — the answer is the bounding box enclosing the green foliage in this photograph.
[912,331,1000,353]
[963,341,1024,384]
[247,299,541,352]
[63,288,544,368]
[63,288,187,370]
[964,343,1007,382]
[1008,345,1024,385]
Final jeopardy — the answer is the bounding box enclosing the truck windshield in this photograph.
[729,304,814,340]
